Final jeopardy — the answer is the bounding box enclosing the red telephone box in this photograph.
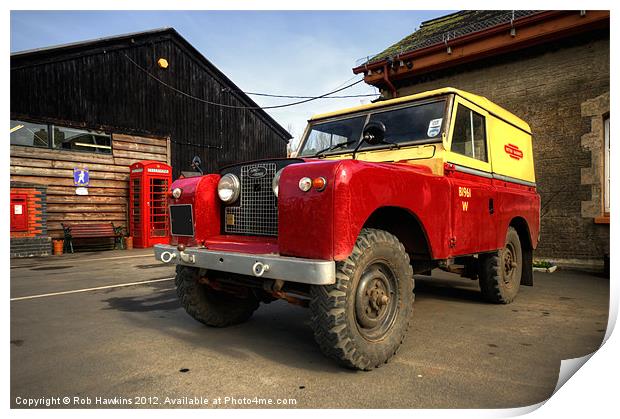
[10,194,28,232]
[129,161,173,248]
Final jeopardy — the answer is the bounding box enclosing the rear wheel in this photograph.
[479,227,522,304]
[310,228,414,370]
[175,265,259,327]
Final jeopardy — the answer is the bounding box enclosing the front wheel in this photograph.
[478,226,522,304]
[310,228,414,370]
[175,265,260,327]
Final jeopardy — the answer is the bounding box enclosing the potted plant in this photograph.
[124,231,133,250]
[533,260,558,273]
[52,239,64,256]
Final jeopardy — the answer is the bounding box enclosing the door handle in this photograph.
[489,198,494,215]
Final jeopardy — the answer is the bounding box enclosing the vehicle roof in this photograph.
[309,87,531,133]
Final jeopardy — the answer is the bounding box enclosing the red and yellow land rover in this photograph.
[155,87,540,370]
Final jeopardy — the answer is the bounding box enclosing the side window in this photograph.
[451,105,487,162]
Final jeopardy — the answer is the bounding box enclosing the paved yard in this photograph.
[10,249,609,408]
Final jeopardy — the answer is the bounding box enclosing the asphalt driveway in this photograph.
[10,249,609,408]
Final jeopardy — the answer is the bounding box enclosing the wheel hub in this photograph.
[502,243,517,284]
[366,284,390,312]
[355,262,399,341]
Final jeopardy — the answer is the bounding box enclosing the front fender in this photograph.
[169,174,221,246]
[278,159,451,261]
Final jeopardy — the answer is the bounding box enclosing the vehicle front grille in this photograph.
[224,162,278,236]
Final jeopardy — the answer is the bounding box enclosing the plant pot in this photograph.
[533,265,557,273]
[125,236,133,250]
[53,240,64,256]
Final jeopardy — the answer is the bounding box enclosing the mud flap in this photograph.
[521,247,534,286]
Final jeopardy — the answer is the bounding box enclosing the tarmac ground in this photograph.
[10,249,610,408]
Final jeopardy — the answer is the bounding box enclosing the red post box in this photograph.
[10,193,28,232]
[129,161,173,248]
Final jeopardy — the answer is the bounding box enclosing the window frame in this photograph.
[10,118,113,155]
[604,115,610,214]
[445,96,491,173]
[297,96,449,157]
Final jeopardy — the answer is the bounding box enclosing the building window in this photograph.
[451,105,487,161]
[604,116,610,213]
[53,126,111,153]
[10,120,49,148]
[10,119,112,154]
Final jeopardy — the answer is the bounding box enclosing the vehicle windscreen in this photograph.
[298,116,366,157]
[298,99,446,157]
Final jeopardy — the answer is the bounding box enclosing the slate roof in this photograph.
[364,10,542,65]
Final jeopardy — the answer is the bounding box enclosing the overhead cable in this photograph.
[124,54,368,110]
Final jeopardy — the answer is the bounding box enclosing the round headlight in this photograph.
[272,168,284,197]
[298,177,312,192]
[172,188,182,199]
[218,173,240,203]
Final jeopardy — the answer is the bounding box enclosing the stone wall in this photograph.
[390,28,609,265]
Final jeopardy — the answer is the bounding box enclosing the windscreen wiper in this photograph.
[351,137,400,159]
[314,140,358,157]
[382,139,401,150]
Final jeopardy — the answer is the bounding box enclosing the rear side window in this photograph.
[451,105,487,162]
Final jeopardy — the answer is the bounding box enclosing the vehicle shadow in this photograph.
[101,283,352,374]
[101,274,489,372]
[414,274,484,303]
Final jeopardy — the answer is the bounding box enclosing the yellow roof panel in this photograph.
[309,87,531,133]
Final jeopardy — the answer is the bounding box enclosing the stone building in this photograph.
[353,10,610,270]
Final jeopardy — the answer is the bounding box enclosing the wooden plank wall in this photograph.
[10,133,169,239]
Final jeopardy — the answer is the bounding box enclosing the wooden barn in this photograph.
[10,28,291,257]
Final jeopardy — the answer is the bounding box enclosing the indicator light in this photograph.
[312,177,327,191]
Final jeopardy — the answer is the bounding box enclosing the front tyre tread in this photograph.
[310,228,414,370]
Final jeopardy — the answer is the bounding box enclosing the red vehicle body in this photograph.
[170,159,539,263]
[155,88,541,370]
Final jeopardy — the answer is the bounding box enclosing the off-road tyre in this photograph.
[479,226,522,304]
[310,228,414,370]
[175,265,259,327]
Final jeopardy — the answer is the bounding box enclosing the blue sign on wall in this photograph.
[73,167,89,187]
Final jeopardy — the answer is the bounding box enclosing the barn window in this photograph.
[10,119,112,154]
[10,120,50,148]
[53,126,111,154]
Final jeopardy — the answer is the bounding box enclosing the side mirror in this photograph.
[362,121,386,145]
[191,155,203,175]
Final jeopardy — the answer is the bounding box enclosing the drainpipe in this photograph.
[382,63,398,98]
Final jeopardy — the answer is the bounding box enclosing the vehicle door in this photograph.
[445,97,497,255]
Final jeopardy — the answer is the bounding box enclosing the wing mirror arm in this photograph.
[353,121,387,159]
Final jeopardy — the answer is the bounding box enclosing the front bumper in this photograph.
[154,244,336,285]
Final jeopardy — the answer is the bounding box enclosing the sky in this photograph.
[10,10,450,149]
